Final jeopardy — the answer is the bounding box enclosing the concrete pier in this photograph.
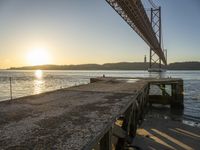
[0,77,186,149]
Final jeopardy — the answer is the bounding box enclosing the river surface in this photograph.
[0,70,200,127]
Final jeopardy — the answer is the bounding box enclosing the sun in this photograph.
[27,48,51,66]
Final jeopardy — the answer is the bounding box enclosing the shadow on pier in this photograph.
[133,114,200,150]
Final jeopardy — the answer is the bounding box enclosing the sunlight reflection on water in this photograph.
[35,70,43,79]
[33,79,45,94]
[33,70,45,94]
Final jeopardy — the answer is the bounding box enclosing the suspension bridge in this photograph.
[106,0,167,71]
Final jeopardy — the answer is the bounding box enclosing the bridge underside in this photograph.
[106,0,167,65]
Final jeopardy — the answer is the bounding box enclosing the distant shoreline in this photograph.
[6,61,200,70]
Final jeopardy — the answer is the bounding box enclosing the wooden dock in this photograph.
[0,77,186,149]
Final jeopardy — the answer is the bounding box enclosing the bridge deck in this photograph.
[0,78,147,149]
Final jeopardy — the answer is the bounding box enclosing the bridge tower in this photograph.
[149,7,164,72]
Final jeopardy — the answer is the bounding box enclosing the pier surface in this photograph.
[0,78,147,149]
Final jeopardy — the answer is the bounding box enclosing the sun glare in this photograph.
[27,48,50,66]
[35,70,43,79]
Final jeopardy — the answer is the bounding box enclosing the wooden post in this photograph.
[177,80,184,108]
[161,84,166,96]
[100,130,112,150]
[9,77,13,100]
[170,81,184,109]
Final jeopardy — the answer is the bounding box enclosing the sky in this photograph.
[0,0,200,68]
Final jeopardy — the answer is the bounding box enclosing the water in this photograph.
[0,70,200,127]
[0,70,150,101]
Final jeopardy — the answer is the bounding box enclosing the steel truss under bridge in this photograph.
[106,0,167,66]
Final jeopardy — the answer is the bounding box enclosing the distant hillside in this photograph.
[167,62,200,70]
[9,61,200,70]
[9,62,149,70]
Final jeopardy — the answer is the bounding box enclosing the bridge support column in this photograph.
[149,7,163,72]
